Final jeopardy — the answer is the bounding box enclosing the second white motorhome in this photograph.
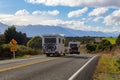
[69,41,80,54]
[42,34,65,56]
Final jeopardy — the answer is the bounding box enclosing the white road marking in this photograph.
[68,55,98,80]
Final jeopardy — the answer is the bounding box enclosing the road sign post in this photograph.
[13,51,15,59]
[9,39,17,59]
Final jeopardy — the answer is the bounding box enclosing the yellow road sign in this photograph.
[10,47,17,52]
[10,39,17,46]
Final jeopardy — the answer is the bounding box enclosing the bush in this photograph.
[86,44,97,53]
[0,41,3,53]
[86,39,112,53]
[17,45,34,56]
[17,45,42,56]
[27,36,42,49]
[0,44,12,59]
[116,34,120,46]
[0,44,42,59]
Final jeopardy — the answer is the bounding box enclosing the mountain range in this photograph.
[0,22,119,37]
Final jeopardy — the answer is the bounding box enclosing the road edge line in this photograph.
[68,55,98,80]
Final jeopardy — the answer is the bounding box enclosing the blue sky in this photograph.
[0,0,120,32]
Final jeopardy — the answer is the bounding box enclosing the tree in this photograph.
[27,36,42,49]
[0,34,5,43]
[116,34,120,46]
[100,39,112,51]
[86,44,97,52]
[0,41,3,53]
[4,25,28,45]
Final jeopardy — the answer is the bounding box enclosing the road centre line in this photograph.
[0,58,58,73]
[68,55,98,80]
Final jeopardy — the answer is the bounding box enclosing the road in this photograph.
[0,54,99,80]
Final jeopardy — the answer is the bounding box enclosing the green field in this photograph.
[102,38,117,44]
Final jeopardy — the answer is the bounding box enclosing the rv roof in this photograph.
[42,34,64,37]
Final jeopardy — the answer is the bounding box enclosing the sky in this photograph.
[0,0,120,33]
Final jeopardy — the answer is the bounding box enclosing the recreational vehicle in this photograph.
[69,41,80,54]
[42,34,65,56]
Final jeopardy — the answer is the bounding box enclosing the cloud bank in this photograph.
[25,0,120,8]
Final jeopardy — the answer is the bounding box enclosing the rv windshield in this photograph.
[44,38,56,43]
[70,44,77,47]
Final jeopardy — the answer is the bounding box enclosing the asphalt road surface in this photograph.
[0,54,99,80]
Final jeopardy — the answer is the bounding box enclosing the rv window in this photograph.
[44,38,56,43]
[70,44,77,47]
[59,38,61,43]
[63,39,64,44]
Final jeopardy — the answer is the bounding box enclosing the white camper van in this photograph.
[69,41,80,54]
[42,34,65,56]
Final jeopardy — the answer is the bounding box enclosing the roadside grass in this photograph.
[93,54,120,80]
[102,38,117,44]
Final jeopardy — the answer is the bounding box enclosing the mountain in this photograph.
[0,22,8,34]
[0,22,119,37]
[16,25,76,37]
[16,25,119,37]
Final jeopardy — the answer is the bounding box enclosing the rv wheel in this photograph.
[63,53,66,56]
[46,54,50,57]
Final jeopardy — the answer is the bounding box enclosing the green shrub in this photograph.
[17,45,42,56]
[17,45,34,56]
[86,39,112,53]
[0,44,42,59]
[0,44,12,59]
[0,41,3,53]
[27,36,42,49]
[86,44,96,53]
[116,34,120,46]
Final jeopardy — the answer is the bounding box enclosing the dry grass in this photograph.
[93,54,120,80]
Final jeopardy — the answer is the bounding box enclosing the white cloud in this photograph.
[68,7,88,18]
[25,0,120,8]
[0,13,118,33]
[32,10,59,16]
[93,17,103,22]
[0,9,60,25]
[15,9,29,16]
[0,9,120,33]
[89,7,108,16]
[0,14,50,25]
[104,9,120,25]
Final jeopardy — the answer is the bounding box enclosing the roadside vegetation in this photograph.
[93,35,120,80]
[0,26,42,60]
[102,37,117,44]
[86,39,112,53]
[93,54,120,80]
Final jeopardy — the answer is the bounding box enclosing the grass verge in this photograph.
[93,54,120,80]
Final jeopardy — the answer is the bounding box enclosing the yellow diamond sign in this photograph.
[10,39,17,46]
